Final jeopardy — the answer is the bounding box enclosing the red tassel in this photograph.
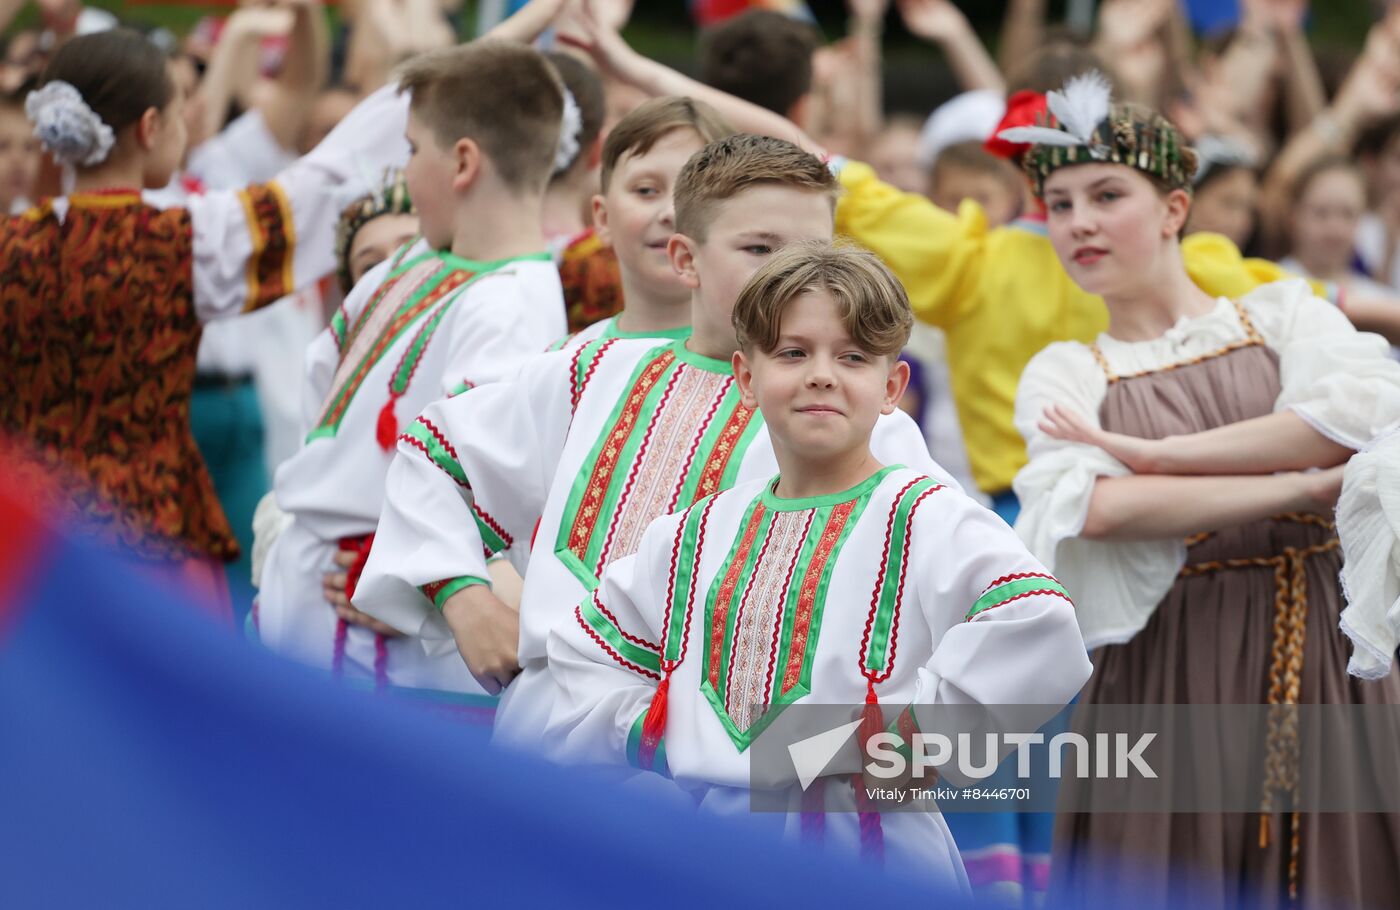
[639,675,670,769]
[858,682,883,763]
[376,397,398,451]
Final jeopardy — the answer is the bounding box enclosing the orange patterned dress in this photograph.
[0,187,295,564]
[557,228,624,334]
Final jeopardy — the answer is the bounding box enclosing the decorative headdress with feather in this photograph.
[995,71,1197,197]
[334,169,417,294]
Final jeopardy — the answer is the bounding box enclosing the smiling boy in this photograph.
[560,97,733,346]
[543,243,1089,886]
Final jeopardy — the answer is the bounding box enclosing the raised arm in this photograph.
[189,82,409,320]
[566,3,816,153]
[193,7,287,148]
[1270,0,1327,134]
[1260,11,1400,253]
[568,3,982,333]
[897,0,1004,95]
[483,0,570,44]
[996,0,1045,79]
[257,0,331,152]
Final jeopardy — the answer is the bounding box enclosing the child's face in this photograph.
[1044,163,1187,299]
[929,164,1021,229]
[1184,167,1258,249]
[404,110,458,250]
[593,128,704,306]
[735,290,907,465]
[348,212,420,288]
[1291,168,1365,276]
[0,106,38,212]
[866,122,926,196]
[672,184,834,348]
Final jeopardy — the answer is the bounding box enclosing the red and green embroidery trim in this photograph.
[561,348,675,571]
[691,400,758,502]
[575,593,662,679]
[570,337,617,415]
[400,418,467,487]
[311,262,468,438]
[399,416,511,554]
[965,572,1071,622]
[780,500,856,693]
[698,470,889,751]
[860,476,944,683]
[706,500,770,691]
[556,343,761,590]
[329,307,349,350]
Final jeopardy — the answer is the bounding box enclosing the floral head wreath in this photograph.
[995,71,1198,198]
[25,80,115,168]
[334,169,417,294]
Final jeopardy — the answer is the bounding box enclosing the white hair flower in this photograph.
[25,80,115,168]
[553,87,583,175]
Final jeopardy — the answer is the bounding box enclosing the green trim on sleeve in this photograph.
[966,576,1072,621]
[422,575,490,611]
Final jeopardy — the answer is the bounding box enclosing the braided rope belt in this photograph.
[1178,514,1339,902]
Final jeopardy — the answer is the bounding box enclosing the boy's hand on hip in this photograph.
[442,586,521,694]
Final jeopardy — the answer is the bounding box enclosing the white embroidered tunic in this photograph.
[353,337,964,740]
[544,467,1089,886]
[256,241,564,691]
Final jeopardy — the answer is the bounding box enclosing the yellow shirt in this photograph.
[833,160,1325,495]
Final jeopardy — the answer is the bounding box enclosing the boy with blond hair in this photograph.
[255,40,567,698]
[354,134,957,743]
[544,243,1089,885]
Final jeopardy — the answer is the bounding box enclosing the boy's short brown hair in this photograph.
[397,41,564,192]
[674,134,837,241]
[733,241,913,357]
[599,96,734,192]
[699,10,819,116]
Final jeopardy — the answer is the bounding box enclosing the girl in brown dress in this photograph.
[1003,74,1400,909]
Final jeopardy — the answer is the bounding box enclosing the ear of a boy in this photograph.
[732,351,756,406]
[591,195,611,244]
[666,234,701,289]
[882,359,911,414]
[451,137,481,192]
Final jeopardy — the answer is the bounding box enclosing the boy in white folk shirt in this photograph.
[544,242,1090,890]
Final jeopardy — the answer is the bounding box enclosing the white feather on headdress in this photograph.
[1047,71,1113,145]
[995,70,1114,158]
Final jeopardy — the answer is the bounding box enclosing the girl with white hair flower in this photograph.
[0,25,407,617]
